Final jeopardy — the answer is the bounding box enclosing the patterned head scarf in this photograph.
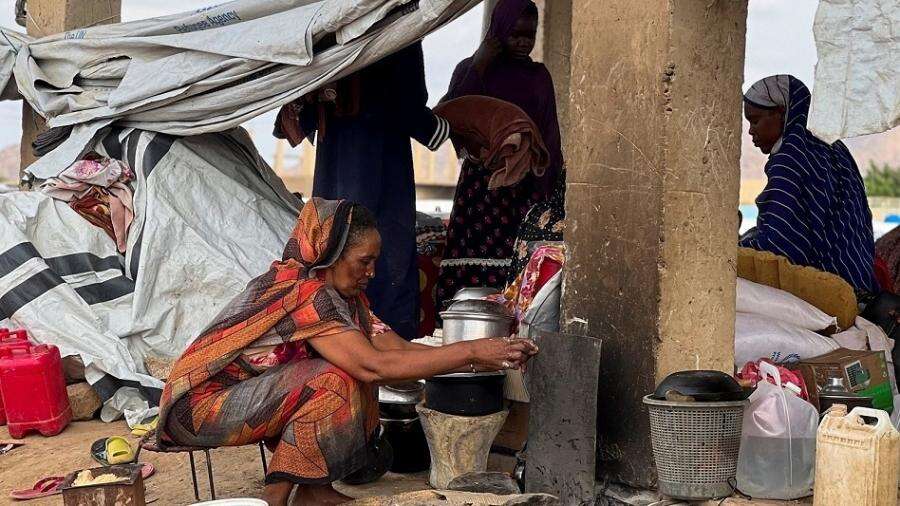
[743,74,793,154]
[282,197,353,278]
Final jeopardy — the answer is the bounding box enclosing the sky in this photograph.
[0,0,895,175]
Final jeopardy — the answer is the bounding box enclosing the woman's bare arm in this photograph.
[308,331,535,384]
[370,331,434,352]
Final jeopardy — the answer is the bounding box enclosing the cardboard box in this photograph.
[793,348,893,412]
[492,401,529,452]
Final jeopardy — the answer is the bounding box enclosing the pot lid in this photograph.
[441,299,513,319]
[451,287,501,301]
[430,371,506,379]
[652,370,743,401]
[379,381,424,404]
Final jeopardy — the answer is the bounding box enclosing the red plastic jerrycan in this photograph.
[0,330,31,426]
[0,343,72,438]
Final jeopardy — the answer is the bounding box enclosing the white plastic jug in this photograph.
[814,406,900,506]
[736,361,818,500]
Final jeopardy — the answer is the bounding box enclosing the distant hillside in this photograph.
[740,122,900,182]
[0,144,19,183]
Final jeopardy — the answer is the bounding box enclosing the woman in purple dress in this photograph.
[436,0,564,310]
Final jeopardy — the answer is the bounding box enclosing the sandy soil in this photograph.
[0,420,429,505]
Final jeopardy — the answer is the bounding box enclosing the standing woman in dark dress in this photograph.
[436,0,564,309]
[276,42,450,340]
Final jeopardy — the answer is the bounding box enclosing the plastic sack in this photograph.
[99,386,159,427]
[737,278,838,332]
[735,313,839,367]
[737,362,818,500]
[737,360,810,401]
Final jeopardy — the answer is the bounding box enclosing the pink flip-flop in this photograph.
[10,476,64,501]
[140,462,156,480]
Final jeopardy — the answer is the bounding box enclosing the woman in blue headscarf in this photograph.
[741,75,876,293]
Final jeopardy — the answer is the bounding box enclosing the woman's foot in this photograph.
[293,484,353,505]
[262,481,294,506]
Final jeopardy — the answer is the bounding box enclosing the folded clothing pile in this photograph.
[40,156,135,253]
[434,95,549,190]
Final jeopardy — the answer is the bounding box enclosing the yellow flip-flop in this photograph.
[91,436,135,465]
[130,416,158,437]
[106,436,135,465]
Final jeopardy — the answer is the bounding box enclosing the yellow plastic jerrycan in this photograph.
[814,405,900,506]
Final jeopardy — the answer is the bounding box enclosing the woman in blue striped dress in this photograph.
[741,75,876,294]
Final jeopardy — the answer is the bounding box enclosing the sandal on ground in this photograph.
[9,476,64,500]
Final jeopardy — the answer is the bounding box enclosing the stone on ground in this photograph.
[345,490,559,505]
[448,471,520,495]
[66,382,101,421]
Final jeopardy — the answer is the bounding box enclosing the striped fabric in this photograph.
[426,116,450,151]
[740,75,876,293]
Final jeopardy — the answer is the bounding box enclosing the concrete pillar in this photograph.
[550,0,747,488]
[19,0,121,175]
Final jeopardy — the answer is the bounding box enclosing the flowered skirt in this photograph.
[163,356,379,485]
[436,161,540,310]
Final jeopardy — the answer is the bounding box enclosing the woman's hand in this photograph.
[473,36,503,76]
[467,337,539,372]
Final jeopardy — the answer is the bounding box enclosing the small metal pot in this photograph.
[425,372,506,416]
[378,382,424,419]
[817,377,873,413]
[440,299,514,345]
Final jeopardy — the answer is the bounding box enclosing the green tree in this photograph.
[864,162,900,197]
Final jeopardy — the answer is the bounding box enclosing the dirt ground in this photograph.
[0,420,430,505]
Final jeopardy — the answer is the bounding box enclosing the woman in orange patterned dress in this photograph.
[158,198,538,506]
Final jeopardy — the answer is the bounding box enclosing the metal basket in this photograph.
[643,395,747,500]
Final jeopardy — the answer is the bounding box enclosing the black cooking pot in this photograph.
[425,372,505,416]
[381,417,430,473]
[341,432,393,485]
[653,370,748,402]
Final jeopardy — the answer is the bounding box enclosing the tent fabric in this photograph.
[0,127,301,406]
[809,0,899,143]
[0,0,478,178]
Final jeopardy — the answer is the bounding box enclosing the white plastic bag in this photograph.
[737,362,818,500]
[736,278,838,331]
[735,313,839,367]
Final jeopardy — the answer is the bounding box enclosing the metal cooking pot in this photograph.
[440,299,514,345]
[380,417,430,473]
[817,377,873,414]
[652,370,748,402]
[378,382,424,419]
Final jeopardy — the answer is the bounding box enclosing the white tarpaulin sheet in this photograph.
[809,0,900,143]
[0,127,300,406]
[0,0,478,178]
